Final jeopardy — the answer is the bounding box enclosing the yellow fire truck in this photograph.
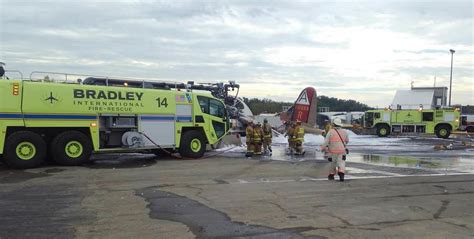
[364,108,460,138]
[0,67,233,168]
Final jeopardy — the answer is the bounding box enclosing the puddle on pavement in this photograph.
[137,187,325,239]
[348,154,474,173]
[219,144,474,174]
[86,155,158,169]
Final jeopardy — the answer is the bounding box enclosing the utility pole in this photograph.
[449,49,455,106]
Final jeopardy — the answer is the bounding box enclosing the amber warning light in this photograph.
[12,83,20,95]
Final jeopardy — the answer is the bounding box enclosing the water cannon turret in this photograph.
[0,62,5,78]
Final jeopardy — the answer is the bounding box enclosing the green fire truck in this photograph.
[0,70,232,169]
[363,108,460,138]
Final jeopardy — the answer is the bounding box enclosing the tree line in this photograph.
[242,96,373,115]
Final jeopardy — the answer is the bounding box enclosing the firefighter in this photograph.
[253,122,264,155]
[321,118,349,181]
[245,122,254,157]
[285,121,295,154]
[293,120,305,155]
[262,118,273,155]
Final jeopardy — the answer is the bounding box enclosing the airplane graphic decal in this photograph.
[45,92,59,104]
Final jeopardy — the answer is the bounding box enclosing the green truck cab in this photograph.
[364,108,460,139]
[0,75,230,169]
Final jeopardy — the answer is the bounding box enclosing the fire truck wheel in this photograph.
[376,124,390,137]
[435,125,451,139]
[179,130,205,159]
[51,131,92,166]
[4,131,47,169]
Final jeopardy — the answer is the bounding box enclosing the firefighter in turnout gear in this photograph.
[253,122,264,155]
[321,118,349,181]
[286,121,296,154]
[245,122,254,157]
[293,120,305,155]
[263,118,273,155]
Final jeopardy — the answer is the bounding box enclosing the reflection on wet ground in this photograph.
[348,154,474,174]
[0,134,472,176]
[218,134,474,175]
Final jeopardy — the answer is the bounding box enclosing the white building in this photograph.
[391,87,448,110]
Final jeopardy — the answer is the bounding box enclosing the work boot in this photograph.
[328,174,335,180]
[269,146,272,152]
[266,150,272,156]
[338,172,345,182]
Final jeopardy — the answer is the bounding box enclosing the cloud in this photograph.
[1,0,472,107]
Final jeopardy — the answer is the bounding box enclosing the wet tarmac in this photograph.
[219,133,474,176]
[0,134,473,238]
[137,188,324,239]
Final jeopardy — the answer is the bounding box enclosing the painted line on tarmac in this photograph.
[346,167,404,177]
[234,172,474,184]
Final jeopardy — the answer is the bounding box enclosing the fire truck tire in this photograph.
[376,124,390,137]
[179,130,205,159]
[435,125,451,139]
[4,131,47,169]
[51,131,92,166]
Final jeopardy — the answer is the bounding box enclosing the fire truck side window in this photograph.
[197,96,224,118]
[422,112,434,121]
[374,113,381,119]
[209,99,225,118]
[197,96,209,114]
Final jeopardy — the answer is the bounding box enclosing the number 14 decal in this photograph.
[156,97,168,107]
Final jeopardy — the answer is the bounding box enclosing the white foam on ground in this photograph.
[219,130,412,152]
[215,144,246,152]
[273,129,410,147]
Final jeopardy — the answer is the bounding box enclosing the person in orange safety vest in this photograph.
[321,118,349,181]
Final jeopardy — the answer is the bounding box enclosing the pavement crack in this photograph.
[184,185,211,204]
[157,184,175,188]
[381,191,474,199]
[440,220,468,229]
[325,213,352,226]
[265,201,289,215]
[213,179,229,184]
[408,205,429,213]
[433,200,450,219]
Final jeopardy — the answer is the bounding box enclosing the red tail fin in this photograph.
[280,87,317,127]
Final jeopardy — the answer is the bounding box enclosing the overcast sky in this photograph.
[1,0,473,107]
